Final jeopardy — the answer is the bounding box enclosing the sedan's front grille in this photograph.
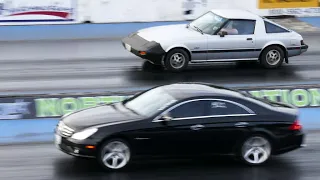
[57,121,75,137]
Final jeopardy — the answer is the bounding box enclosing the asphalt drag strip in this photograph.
[0,33,319,95]
[1,55,320,96]
[0,131,319,180]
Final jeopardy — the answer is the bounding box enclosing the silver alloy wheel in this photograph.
[101,141,130,170]
[169,52,186,69]
[241,136,271,165]
[266,50,281,66]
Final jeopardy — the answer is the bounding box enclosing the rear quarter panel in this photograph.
[254,18,303,56]
[246,101,299,152]
[234,96,298,138]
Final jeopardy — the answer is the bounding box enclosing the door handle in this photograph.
[247,38,253,40]
[190,124,205,131]
[235,122,248,127]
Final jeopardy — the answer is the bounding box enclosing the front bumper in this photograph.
[121,33,166,65]
[54,130,97,158]
[301,44,308,53]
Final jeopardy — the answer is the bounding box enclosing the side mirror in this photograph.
[158,114,172,122]
[218,31,228,37]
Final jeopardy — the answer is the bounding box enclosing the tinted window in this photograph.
[204,100,249,116]
[220,20,256,35]
[264,21,289,33]
[169,101,206,118]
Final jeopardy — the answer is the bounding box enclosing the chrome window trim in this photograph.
[153,113,256,123]
[152,98,256,122]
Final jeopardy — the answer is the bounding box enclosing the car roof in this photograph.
[160,82,247,100]
[210,9,261,20]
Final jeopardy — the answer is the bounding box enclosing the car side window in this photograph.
[168,100,206,119]
[264,21,289,33]
[204,100,251,116]
[219,20,256,35]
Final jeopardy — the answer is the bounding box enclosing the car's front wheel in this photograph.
[260,46,284,69]
[163,48,189,72]
[239,135,272,166]
[97,139,131,171]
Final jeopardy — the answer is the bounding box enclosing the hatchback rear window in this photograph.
[264,21,289,33]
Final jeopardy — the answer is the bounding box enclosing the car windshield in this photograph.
[122,87,178,117]
[188,11,228,35]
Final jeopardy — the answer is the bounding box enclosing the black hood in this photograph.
[62,103,144,130]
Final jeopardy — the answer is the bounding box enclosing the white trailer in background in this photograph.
[0,0,320,25]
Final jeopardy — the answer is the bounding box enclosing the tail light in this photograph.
[289,120,302,131]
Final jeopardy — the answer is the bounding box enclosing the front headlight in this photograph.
[71,128,98,140]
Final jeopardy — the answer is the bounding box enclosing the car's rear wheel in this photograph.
[163,49,189,72]
[239,135,272,166]
[97,139,131,171]
[260,46,284,69]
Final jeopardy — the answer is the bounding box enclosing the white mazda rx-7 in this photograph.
[122,9,308,72]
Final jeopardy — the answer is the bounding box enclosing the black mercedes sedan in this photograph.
[55,83,305,171]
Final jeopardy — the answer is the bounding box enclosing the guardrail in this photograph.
[0,84,319,144]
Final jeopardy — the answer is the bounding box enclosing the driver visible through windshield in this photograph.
[188,11,228,35]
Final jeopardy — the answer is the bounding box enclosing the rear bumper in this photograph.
[121,33,166,65]
[273,131,305,155]
[287,44,308,57]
